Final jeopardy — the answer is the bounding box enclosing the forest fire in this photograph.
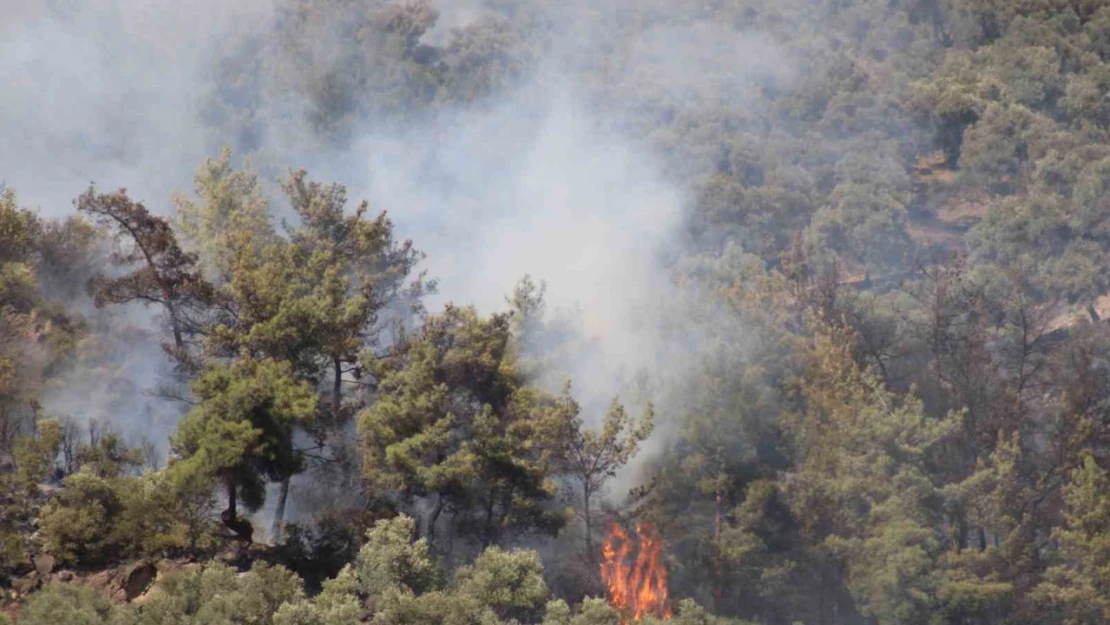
[600,522,672,623]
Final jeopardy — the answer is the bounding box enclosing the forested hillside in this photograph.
[4,0,1110,624]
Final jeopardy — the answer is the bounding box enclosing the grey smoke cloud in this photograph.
[0,0,273,213]
[337,81,683,402]
[3,0,793,528]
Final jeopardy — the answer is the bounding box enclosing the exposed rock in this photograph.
[32,554,55,575]
[152,557,198,582]
[85,569,115,592]
[121,561,157,601]
[11,553,33,577]
[130,559,200,607]
[130,587,160,608]
[57,570,74,582]
[12,572,41,596]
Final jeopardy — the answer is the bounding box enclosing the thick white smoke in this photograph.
[2,0,791,530]
[0,0,274,212]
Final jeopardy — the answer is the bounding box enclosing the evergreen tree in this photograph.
[76,187,211,362]
[170,354,317,541]
[359,305,573,546]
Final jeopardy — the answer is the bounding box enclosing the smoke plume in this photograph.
[2,0,791,527]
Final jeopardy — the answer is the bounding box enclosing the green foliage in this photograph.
[442,15,540,104]
[132,562,305,625]
[76,186,211,355]
[560,386,653,573]
[805,151,915,275]
[353,515,439,599]
[178,164,429,537]
[38,470,124,564]
[39,432,219,566]
[38,470,193,566]
[272,566,362,625]
[16,584,128,625]
[13,0,1110,623]
[0,521,23,585]
[783,323,959,625]
[1032,454,1110,624]
[452,547,550,624]
[12,564,306,625]
[200,167,426,370]
[644,599,756,625]
[171,354,317,515]
[173,147,275,281]
[12,418,62,492]
[0,189,91,466]
[360,304,573,545]
[274,513,586,625]
[566,598,620,625]
[0,187,43,265]
[75,432,144,479]
[274,514,361,586]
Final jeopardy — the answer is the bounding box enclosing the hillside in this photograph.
[5,1,1110,624]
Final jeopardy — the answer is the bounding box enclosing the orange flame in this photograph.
[600,522,672,623]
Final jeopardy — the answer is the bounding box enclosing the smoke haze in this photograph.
[2,0,790,523]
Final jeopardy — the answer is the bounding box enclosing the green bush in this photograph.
[39,469,218,567]
[17,584,128,625]
[133,561,304,625]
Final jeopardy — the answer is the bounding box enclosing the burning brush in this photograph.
[599,521,672,623]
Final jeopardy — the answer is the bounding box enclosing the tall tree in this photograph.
[170,354,317,541]
[784,321,960,625]
[559,388,653,579]
[173,147,276,282]
[280,168,430,437]
[359,304,574,547]
[1034,454,1110,624]
[76,187,211,364]
[192,165,430,536]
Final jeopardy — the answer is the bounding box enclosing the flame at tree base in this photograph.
[600,521,672,623]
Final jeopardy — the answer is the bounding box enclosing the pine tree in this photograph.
[170,354,317,541]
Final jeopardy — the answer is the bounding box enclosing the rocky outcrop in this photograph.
[120,561,157,601]
[31,554,54,576]
[9,558,167,606]
[4,536,275,614]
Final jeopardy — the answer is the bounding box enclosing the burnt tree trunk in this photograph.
[714,488,724,613]
[222,476,254,543]
[272,478,291,542]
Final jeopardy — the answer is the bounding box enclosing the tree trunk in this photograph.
[333,357,343,421]
[1087,303,1101,323]
[222,476,253,543]
[164,297,184,351]
[714,487,724,614]
[483,486,497,547]
[957,513,969,552]
[494,489,512,542]
[272,478,290,543]
[817,568,826,625]
[427,493,445,541]
[226,476,237,520]
[583,484,597,576]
